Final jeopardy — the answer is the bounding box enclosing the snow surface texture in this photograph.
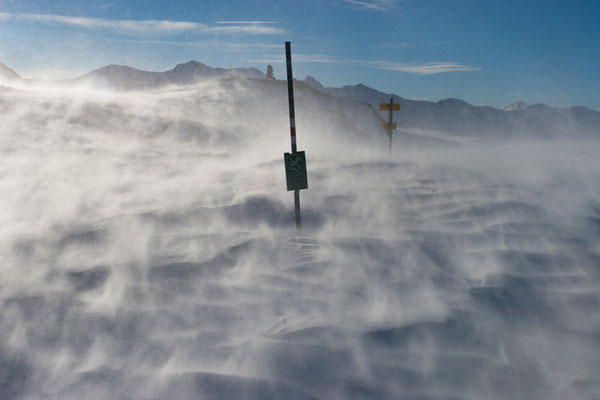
[1,76,599,400]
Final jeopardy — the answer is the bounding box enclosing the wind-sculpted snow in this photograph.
[1,78,599,400]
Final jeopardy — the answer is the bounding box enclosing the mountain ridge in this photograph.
[0,61,22,81]
[72,60,265,90]
[0,59,597,138]
[503,101,529,111]
[301,76,600,138]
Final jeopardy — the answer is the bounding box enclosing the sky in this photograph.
[0,0,599,110]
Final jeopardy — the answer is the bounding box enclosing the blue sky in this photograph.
[0,0,599,110]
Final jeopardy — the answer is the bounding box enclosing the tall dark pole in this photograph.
[387,97,394,154]
[285,41,301,232]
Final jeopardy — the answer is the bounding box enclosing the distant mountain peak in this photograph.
[0,61,22,81]
[503,101,528,111]
[177,60,206,67]
[95,64,141,73]
[171,60,212,72]
[77,61,264,90]
[439,98,470,106]
[302,75,324,91]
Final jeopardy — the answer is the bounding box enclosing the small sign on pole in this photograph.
[380,103,401,111]
[284,151,308,191]
[380,98,401,153]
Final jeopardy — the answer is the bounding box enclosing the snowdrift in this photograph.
[1,74,599,400]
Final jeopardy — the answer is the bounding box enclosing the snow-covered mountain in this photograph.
[0,61,21,81]
[303,76,600,138]
[2,58,598,138]
[503,101,528,111]
[72,60,264,90]
[302,75,325,91]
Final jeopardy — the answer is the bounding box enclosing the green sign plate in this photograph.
[284,151,308,191]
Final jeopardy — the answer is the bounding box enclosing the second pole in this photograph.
[387,97,394,153]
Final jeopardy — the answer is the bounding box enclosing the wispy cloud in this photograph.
[117,39,281,50]
[0,12,286,35]
[244,54,338,64]
[362,61,480,74]
[210,24,284,35]
[215,21,277,24]
[291,54,340,63]
[339,0,402,12]
[246,54,480,75]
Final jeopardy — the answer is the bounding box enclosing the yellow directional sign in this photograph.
[380,103,401,111]
[383,122,397,130]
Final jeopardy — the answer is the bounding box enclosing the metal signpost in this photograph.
[284,41,308,232]
[380,98,401,153]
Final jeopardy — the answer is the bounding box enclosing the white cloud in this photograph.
[0,12,286,36]
[210,24,285,35]
[340,0,402,12]
[246,53,480,75]
[362,61,481,74]
[118,39,281,50]
[215,21,277,24]
[246,53,338,64]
